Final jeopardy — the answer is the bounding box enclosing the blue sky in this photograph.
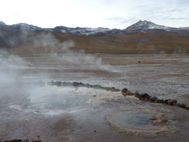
[0,0,188,29]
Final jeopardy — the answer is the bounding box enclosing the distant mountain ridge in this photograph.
[0,20,189,54]
[0,20,189,35]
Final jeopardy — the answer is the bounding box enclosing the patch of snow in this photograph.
[126,20,172,32]
[12,23,41,31]
[0,21,6,25]
[54,26,110,35]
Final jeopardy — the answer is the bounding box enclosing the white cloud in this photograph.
[0,0,188,28]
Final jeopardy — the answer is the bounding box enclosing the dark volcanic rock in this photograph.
[51,80,189,110]
[4,140,22,142]
[121,88,134,96]
[51,81,120,92]
[3,140,42,142]
[135,93,151,101]
[177,103,186,108]
[156,99,164,103]
[149,96,158,102]
[167,99,177,105]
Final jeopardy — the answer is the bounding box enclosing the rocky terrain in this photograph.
[0,20,189,142]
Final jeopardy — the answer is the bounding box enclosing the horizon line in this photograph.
[0,20,188,30]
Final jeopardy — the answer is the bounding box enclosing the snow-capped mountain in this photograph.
[125,20,173,32]
[0,21,6,26]
[0,20,189,54]
[0,20,189,35]
[11,23,42,31]
[53,26,111,35]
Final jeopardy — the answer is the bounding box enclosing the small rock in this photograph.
[135,93,150,101]
[177,103,186,108]
[164,99,169,104]
[4,140,22,142]
[150,96,158,102]
[167,99,177,105]
[156,99,164,103]
[121,88,133,96]
[142,93,151,100]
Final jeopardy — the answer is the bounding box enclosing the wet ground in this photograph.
[0,53,189,142]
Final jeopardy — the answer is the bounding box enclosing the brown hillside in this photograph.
[53,31,189,54]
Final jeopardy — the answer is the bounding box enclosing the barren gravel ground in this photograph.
[0,53,189,142]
